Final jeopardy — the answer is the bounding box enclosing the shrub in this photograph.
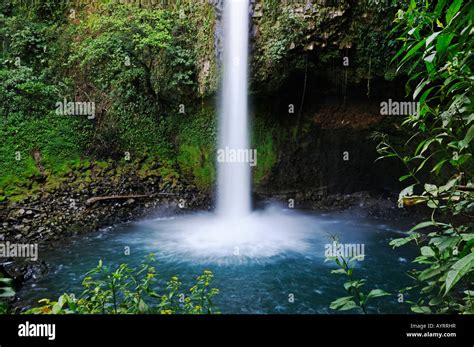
[25,255,220,315]
[374,0,473,314]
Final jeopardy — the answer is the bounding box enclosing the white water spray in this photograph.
[144,0,314,261]
[217,0,251,218]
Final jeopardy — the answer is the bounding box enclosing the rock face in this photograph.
[199,0,398,95]
[263,117,405,195]
[0,161,210,245]
[249,0,398,92]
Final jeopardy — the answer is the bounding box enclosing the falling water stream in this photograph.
[217,0,251,218]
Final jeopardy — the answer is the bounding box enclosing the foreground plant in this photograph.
[25,255,219,314]
[326,238,390,313]
[0,273,15,314]
[374,0,473,313]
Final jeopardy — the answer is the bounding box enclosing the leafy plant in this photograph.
[374,0,474,314]
[0,273,15,314]
[25,255,219,315]
[326,238,390,313]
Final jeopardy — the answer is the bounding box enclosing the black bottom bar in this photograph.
[0,314,472,346]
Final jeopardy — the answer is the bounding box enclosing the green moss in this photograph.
[253,136,276,186]
[43,175,66,193]
[177,144,215,190]
[94,161,109,170]
[252,116,277,186]
[174,104,217,189]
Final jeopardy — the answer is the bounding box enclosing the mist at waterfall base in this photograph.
[20,210,418,313]
[172,0,306,258]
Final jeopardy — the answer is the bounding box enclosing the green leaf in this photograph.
[367,289,391,299]
[338,301,358,311]
[425,32,441,47]
[401,39,427,64]
[330,296,358,311]
[414,255,434,265]
[414,80,428,99]
[331,268,347,275]
[344,280,365,291]
[399,174,412,182]
[429,296,444,306]
[445,253,474,295]
[431,159,448,174]
[419,86,436,104]
[0,278,13,285]
[424,184,438,196]
[138,299,148,313]
[390,232,420,248]
[411,305,432,314]
[446,0,463,24]
[450,153,472,167]
[430,235,459,253]
[418,265,448,281]
[434,0,447,17]
[421,246,435,257]
[436,33,455,56]
[459,125,474,150]
[423,52,436,63]
[330,296,352,306]
[410,221,438,232]
[461,234,474,242]
[399,184,415,198]
[0,288,15,298]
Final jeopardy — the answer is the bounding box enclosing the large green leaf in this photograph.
[367,289,391,299]
[425,32,441,47]
[390,232,420,248]
[459,125,474,150]
[446,0,463,24]
[0,287,15,298]
[419,264,450,281]
[434,0,447,17]
[414,79,429,99]
[445,253,474,295]
[411,305,432,313]
[330,296,357,311]
[436,33,455,56]
[410,221,442,232]
[421,246,436,257]
[401,39,427,64]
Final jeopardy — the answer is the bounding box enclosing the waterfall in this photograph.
[142,1,309,259]
[217,0,251,218]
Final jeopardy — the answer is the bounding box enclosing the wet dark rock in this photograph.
[1,161,211,246]
[2,260,48,288]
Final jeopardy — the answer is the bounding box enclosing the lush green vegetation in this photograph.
[25,255,219,314]
[0,0,283,201]
[326,238,391,313]
[381,0,473,314]
[330,0,473,314]
[0,1,203,199]
[1,0,472,316]
[0,273,15,314]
